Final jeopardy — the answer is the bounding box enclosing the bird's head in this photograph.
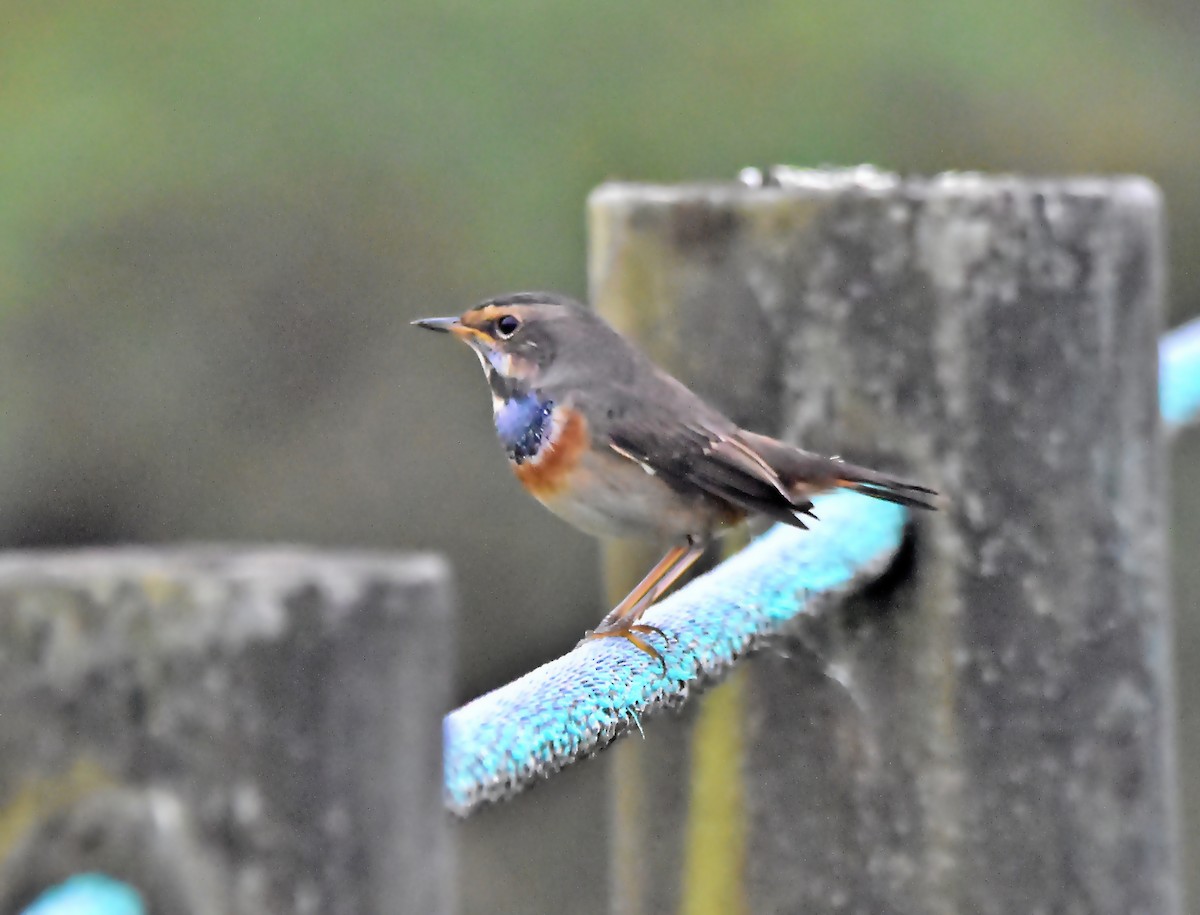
[413,292,601,399]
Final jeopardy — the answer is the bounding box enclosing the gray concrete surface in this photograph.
[590,171,1179,914]
[0,547,454,915]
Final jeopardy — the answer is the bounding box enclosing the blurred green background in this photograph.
[2,1,1197,912]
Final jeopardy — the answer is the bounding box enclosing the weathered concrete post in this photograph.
[590,170,1179,914]
[0,548,454,915]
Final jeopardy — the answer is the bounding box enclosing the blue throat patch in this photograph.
[494,393,554,464]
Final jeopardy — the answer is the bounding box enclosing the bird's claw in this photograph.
[583,623,671,676]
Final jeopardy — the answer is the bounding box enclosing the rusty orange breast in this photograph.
[512,405,589,498]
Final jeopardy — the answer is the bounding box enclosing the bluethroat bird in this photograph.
[415,292,937,667]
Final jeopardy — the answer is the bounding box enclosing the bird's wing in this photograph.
[605,410,817,529]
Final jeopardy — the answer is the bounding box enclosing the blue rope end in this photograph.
[1162,316,1200,432]
[21,874,144,915]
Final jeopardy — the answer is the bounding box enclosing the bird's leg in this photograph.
[625,541,706,624]
[594,544,689,632]
[585,540,706,671]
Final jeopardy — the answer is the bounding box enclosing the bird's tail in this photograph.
[736,430,939,512]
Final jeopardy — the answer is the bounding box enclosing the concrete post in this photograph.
[589,170,1179,914]
[0,547,454,915]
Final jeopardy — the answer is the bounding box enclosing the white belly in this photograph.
[533,447,739,542]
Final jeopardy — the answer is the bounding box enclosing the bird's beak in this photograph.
[411,316,461,334]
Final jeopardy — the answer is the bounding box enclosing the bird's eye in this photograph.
[495,314,520,339]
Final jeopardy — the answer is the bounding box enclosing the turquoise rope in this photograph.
[444,491,905,814]
[444,318,1200,816]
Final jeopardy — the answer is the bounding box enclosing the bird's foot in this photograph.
[581,623,671,675]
